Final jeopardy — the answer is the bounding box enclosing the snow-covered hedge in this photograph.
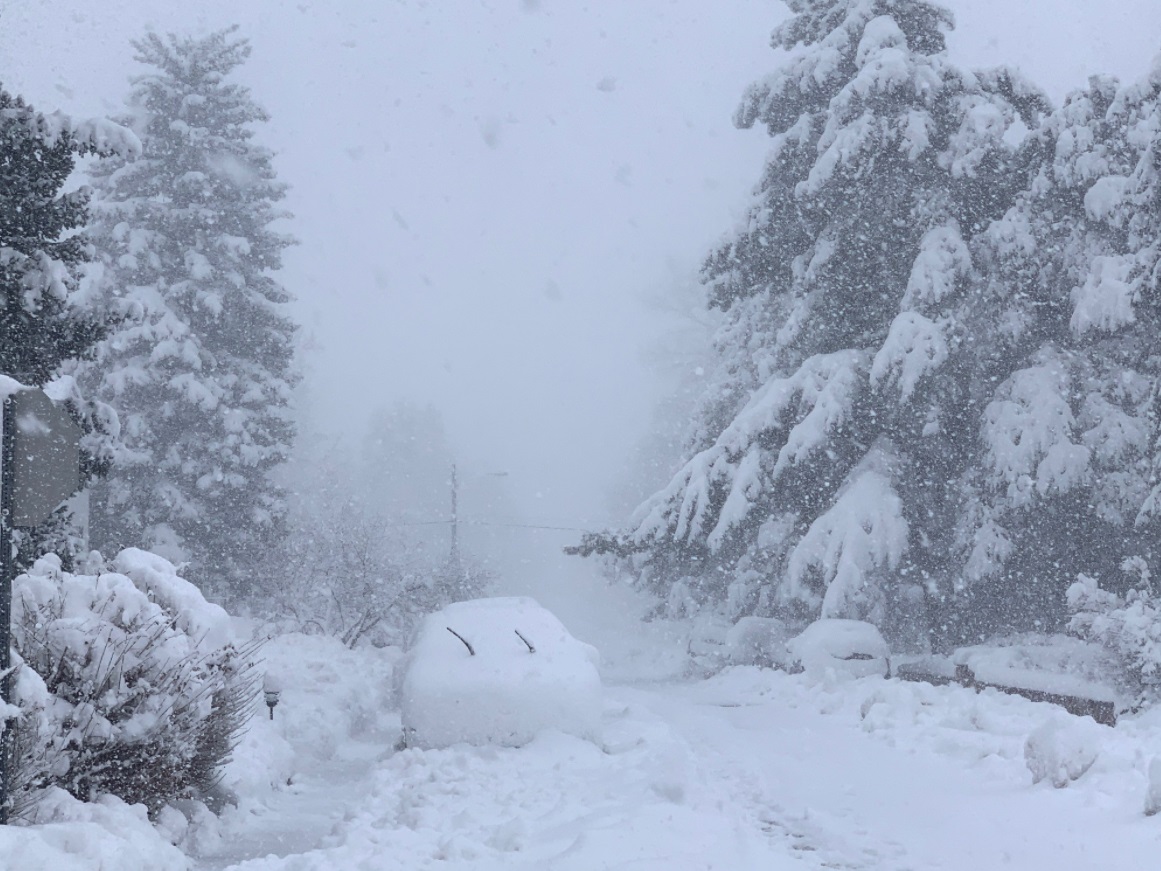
[8,549,259,818]
[1068,564,1161,706]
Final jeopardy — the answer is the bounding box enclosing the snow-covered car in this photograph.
[786,618,891,679]
[397,596,602,749]
[687,614,795,674]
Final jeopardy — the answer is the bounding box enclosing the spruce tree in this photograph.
[1,87,139,566]
[956,59,1161,636]
[572,0,1045,639]
[0,90,133,384]
[81,29,298,594]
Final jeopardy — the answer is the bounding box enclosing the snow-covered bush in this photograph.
[1023,717,1100,788]
[8,550,259,818]
[685,613,734,675]
[1067,563,1161,705]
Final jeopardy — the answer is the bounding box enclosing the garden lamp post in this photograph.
[264,673,282,721]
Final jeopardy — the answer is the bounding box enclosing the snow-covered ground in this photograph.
[9,594,1161,871]
[183,625,1159,870]
[9,611,1161,869]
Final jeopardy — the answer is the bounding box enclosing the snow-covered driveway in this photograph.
[211,659,1161,871]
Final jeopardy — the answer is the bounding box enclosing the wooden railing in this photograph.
[895,661,1117,727]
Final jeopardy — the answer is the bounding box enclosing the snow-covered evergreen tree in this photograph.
[572,0,1046,638]
[81,29,298,594]
[1,92,103,384]
[956,56,1161,636]
[1,86,139,567]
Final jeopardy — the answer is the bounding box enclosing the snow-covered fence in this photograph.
[896,659,1117,726]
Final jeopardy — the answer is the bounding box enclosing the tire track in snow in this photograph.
[616,682,920,871]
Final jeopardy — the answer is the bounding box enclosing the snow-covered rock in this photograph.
[787,619,890,680]
[398,597,602,749]
[1024,717,1100,788]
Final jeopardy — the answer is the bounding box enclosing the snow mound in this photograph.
[399,597,601,749]
[1,789,188,871]
[788,618,890,680]
[1146,757,1161,816]
[1024,718,1100,787]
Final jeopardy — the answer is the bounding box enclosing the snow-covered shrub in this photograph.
[8,550,259,818]
[1067,563,1161,705]
[1023,717,1099,788]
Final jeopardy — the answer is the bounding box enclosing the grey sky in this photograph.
[3,0,1161,541]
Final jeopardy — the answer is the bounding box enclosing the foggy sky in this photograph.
[4,0,1161,539]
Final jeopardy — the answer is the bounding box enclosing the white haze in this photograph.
[3,0,1161,611]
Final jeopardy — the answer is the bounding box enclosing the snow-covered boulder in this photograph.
[398,597,602,749]
[787,619,890,680]
[1024,717,1100,788]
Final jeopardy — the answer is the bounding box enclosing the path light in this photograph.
[264,673,283,720]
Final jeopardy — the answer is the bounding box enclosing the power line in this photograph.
[384,518,599,533]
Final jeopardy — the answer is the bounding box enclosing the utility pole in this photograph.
[449,462,459,564]
[0,389,81,824]
[448,464,507,568]
[0,397,16,824]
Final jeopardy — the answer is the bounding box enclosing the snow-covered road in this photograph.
[205,649,1161,871]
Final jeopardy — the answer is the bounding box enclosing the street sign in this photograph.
[8,389,81,527]
[1,387,82,823]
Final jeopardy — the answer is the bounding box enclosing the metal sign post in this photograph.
[0,396,15,825]
[0,389,81,823]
